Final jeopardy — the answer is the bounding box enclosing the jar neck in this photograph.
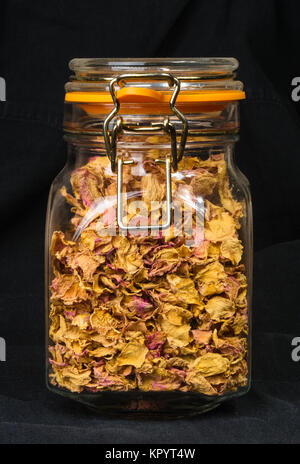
[64,101,240,136]
[65,133,236,172]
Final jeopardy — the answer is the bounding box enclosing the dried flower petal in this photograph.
[117,341,148,368]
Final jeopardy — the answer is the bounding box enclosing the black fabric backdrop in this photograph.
[0,0,299,444]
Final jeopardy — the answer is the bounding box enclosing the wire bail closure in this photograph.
[103,73,188,231]
[104,73,188,171]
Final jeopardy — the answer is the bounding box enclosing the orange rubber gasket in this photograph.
[65,87,245,114]
[65,87,245,103]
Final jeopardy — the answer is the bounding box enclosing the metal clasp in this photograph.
[103,73,188,231]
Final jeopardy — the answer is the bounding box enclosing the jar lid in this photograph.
[65,57,245,109]
[64,58,245,170]
[68,57,241,81]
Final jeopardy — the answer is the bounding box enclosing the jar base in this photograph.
[48,385,249,419]
[85,401,220,419]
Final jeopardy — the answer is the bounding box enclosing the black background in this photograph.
[0,0,299,444]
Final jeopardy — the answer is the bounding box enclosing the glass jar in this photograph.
[45,58,252,417]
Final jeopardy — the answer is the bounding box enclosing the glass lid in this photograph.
[69,57,239,81]
[66,57,244,99]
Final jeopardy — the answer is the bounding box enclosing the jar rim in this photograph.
[69,57,239,80]
[66,57,245,105]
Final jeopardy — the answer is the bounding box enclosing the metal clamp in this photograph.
[103,73,188,231]
[103,73,188,171]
